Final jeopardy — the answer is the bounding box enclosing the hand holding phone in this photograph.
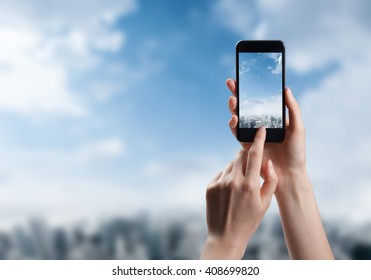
[236,40,285,142]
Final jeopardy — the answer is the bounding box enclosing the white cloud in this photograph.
[0,147,230,226]
[0,0,137,32]
[0,0,137,117]
[240,95,281,117]
[0,1,169,225]
[86,38,167,102]
[266,53,282,75]
[0,27,86,117]
[214,0,370,73]
[0,135,128,225]
[142,154,229,210]
[239,67,250,75]
[77,137,125,163]
[301,54,371,221]
[213,0,259,39]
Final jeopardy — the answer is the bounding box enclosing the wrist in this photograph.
[200,235,247,260]
[275,168,312,203]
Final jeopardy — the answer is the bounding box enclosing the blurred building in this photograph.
[0,213,370,260]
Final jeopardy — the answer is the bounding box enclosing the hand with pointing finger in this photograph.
[200,127,278,260]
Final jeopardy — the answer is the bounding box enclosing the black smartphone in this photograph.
[236,40,285,142]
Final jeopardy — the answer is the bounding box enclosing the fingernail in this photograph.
[286,88,293,98]
[255,126,265,140]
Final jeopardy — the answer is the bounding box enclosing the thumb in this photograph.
[260,159,278,208]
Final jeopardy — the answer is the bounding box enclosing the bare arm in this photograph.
[275,171,333,259]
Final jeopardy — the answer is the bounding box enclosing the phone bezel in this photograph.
[236,40,286,142]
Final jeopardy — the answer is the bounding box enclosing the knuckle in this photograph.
[242,178,256,192]
[206,180,221,194]
[228,180,238,190]
[225,176,240,190]
[206,184,218,200]
[270,172,278,184]
[237,149,246,158]
[248,148,258,159]
[205,189,211,200]
[225,161,233,171]
[207,181,217,191]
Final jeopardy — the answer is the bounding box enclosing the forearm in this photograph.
[276,171,334,260]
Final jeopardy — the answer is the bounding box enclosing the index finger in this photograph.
[231,149,247,176]
[226,79,236,97]
[245,127,266,180]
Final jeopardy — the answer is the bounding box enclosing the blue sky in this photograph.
[1,0,371,226]
[239,52,282,100]
[239,52,282,117]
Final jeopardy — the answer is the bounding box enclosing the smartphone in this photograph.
[236,40,285,142]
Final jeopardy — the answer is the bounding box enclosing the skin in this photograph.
[200,127,278,260]
[226,78,334,259]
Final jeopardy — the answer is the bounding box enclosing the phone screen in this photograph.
[238,52,283,129]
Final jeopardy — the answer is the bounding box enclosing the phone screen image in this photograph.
[236,40,285,142]
[238,52,283,129]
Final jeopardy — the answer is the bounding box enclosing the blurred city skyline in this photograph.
[0,0,371,253]
[1,212,370,260]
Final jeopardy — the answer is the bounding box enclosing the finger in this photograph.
[209,171,222,185]
[229,115,238,136]
[260,159,278,208]
[241,142,252,151]
[226,78,237,97]
[285,88,304,132]
[231,149,247,176]
[229,116,252,151]
[219,160,234,180]
[245,127,266,180]
[228,96,237,115]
